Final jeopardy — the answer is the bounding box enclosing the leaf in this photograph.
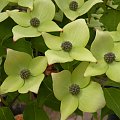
[0,107,15,120]
[3,38,32,55]
[23,101,49,120]
[103,88,120,118]
[100,9,120,31]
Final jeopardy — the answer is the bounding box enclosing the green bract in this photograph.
[84,30,120,82]
[0,49,47,94]
[7,0,61,41]
[54,0,103,20]
[42,19,96,64]
[0,0,34,11]
[52,62,105,120]
[0,12,9,22]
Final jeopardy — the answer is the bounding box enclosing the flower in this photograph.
[42,19,96,65]
[54,0,103,20]
[84,30,120,82]
[7,0,61,41]
[0,49,47,94]
[52,62,105,120]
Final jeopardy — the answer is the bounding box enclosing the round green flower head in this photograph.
[69,84,80,95]
[69,1,78,11]
[30,17,40,28]
[61,41,72,52]
[20,69,31,80]
[104,52,116,64]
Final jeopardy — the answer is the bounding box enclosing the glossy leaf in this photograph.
[23,102,49,120]
[0,107,14,120]
[103,88,120,118]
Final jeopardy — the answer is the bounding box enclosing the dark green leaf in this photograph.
[0,107,15,120]
[103,88,120,118]
[100,9,120,31]
[23,101,49,120]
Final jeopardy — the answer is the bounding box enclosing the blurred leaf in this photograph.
[37,83,52,107]
[103,88,120,118]
[0,107,15,120]
[100,9,120,31]
[31,36,48,53]
[23,101,49,120]
[3,38,32,55]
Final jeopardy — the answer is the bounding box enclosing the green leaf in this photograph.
[23,101,49,120]
[103,88,120,118]
[3,38,32,55]
[100,9,120,31]
[0,107,14,120]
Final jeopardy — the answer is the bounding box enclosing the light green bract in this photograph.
[85,30,120,82]
[54,0,103,20]
[52,62,105,120]
[7,0,61,41]
[0,49,47,94]
[0,0,34,12]
[42,19,96,64]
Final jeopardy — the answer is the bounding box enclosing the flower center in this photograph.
[61,41,72,52]
[20,69,31,80]
[104,52,116,64]
[69,84,80,95]
[30,17,40,27]
[69,1,78,11]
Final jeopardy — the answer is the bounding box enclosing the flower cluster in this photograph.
[1,0,120,119]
